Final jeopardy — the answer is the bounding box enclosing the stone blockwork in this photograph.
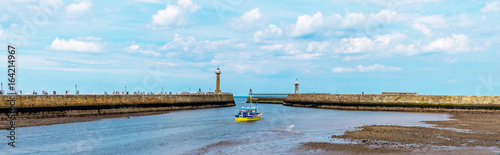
[284,94,500,110]
[246,97,284,104]
[0,94,235,112]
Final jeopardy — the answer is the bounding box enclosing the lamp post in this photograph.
[75,84,77,94]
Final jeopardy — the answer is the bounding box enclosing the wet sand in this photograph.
[300,112,500,154]
[0,104,234,129]
[0,111,172,129]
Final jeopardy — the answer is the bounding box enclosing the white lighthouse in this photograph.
[295,79,299,94]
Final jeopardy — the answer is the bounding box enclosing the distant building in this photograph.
[215,67,221,93]
[295,79,299,94]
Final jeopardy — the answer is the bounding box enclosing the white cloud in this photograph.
[368,9,405,24]
[125,43,160,57]
[374,32,407,46]
[138,50,160,56]
[229,8,263,31]
[66,0,92,16]
[288,10,403,37]
[261,44,284,51]
[341,12,365,28]
[161,34,197,51]
[0,26,4,40]
[290,11,329,36]
[254,24,282,42]
[424,34,471,54]
[394,44,419,56]
[334,37,374,54]
[307,41,330,52]
[268,24,283,34]
[481,1,500,12]
[50,37,103,53]
[414,15,447,28]
[413,23,431,36]
[284,43,301,55]
[204,40,231,49]
[334,32,414,56]
[342,55,368,61]
[151,0,201,27]
[332,67,356,73]
[253,31,263,42]
[240,8,262,23]
[332,64,402,73]
[349,0,441,8]
[177,0,201,12]
[134,0,161,3]
[281,53,322,60]
[125,44,139,51]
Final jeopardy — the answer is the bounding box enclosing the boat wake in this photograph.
[267,125,301,134]
[286,125,295,131]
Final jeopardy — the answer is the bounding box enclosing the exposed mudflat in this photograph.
[0,111,170,129]
[301,112,500,154]
[0,104,235,129]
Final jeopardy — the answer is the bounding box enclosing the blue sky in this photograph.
[0,0,499,96]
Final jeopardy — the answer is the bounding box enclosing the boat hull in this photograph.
[235,117,261,122]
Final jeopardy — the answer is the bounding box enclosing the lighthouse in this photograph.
[295,79,299,94]
[215,67,221,93]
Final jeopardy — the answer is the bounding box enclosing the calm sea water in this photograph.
[1,97,451,154]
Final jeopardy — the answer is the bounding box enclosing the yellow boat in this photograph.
[235,89,262,122]
[235,106,262,122]
[235,116,261,122]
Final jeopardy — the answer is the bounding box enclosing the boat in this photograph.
[235,89,262,122]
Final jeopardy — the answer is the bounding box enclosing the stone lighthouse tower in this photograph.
[215,67,221,93]
[294,79,299,94]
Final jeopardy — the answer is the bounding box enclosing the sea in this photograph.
[1,97,451,154]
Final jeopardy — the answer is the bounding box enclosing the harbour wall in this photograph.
[246,97,284,104]
[283,94,500,112]
[0,94,235,119]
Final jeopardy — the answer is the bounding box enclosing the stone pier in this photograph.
[0,94,235,119]
[283,94,500,112]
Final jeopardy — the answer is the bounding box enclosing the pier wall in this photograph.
[284,94,500,112]
[0,94,235,119]
[246,97,284,104]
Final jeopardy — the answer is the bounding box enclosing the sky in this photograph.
[0,0,499,96]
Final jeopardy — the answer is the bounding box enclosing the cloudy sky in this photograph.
[0,0,499,96]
